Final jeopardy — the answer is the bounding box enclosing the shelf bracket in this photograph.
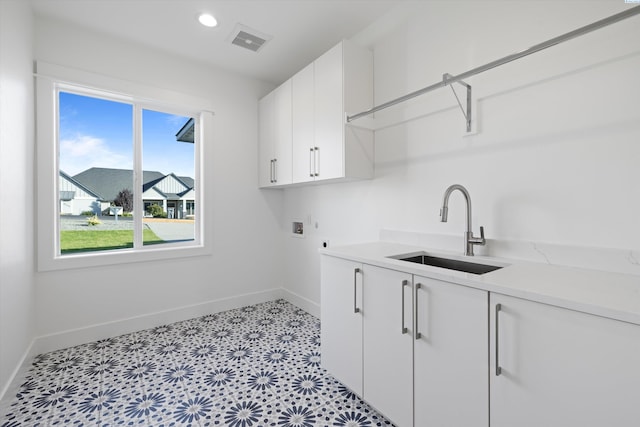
[443,73,472,133]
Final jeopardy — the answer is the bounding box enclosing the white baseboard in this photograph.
[280,288,320,318]
[33,288,285,356]
[0,287,320,411]
[0,339,37,416]
[1,290,276,409]
[1,288,285,408]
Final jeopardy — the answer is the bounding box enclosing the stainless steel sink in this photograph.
[391,253,504,275]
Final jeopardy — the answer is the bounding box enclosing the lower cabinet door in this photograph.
[363,265,413,427]
[320,255,363,396]
[414,276,488,427]
[490,293,640,427]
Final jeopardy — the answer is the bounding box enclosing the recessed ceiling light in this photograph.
[198,13,218,28]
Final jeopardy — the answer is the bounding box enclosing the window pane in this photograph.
[58,91,133,254]
[142,109,195,245]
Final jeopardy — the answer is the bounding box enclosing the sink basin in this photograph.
[390,252,504,275]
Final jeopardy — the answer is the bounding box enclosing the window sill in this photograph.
[38,243,212,272]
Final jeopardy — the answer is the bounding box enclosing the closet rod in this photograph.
[347,5,640,123]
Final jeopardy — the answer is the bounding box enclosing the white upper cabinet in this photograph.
[311,41,345,181]
[258,90,274,188]
[292,62,315,183]
[261,39,374,188]
[258,79,292,188]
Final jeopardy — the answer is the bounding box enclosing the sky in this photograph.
[59,91,195,178]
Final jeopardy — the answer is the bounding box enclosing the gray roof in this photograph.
[60,170,104,200]
[175,118,194,143]
[178,176,194,188]
[72,167,192,202]
[141,172,193,194]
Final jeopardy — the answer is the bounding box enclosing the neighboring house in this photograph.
[59,171,108,215]
[65,167,195,219]
[142,173,195,219]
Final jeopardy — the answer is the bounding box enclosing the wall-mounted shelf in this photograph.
[346,5,640,134]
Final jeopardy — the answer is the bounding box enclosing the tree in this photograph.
[113,188,133,212]
[146,204,166,218]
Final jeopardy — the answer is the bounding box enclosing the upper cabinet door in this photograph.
[292,63,315,184]
[490,293,640,427]
[258,91,275,188]
[258,80,292,188]
[314,42,344,181]
[273,80,292,185]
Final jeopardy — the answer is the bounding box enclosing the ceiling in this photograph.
[31,0,400,85]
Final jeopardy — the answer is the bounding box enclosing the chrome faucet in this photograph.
[440,184,485,256]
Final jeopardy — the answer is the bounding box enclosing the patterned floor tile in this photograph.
[1,300,393,427]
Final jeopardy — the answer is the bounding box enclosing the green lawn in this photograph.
[60,229,164,254]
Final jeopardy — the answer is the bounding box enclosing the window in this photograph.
[58,92,197,254]
[37,62,213,270]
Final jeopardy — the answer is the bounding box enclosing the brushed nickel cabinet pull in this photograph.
[313,147,319,177]
[353,268,361,314]
[495,303,503,376]
[273,158,277,183]
[269,159,273,183]
[415,283,422,339]
[401,280,409,334]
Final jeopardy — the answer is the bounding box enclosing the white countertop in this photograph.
[320,241,640,326]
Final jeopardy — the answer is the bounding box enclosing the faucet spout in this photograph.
[440,184,485,256]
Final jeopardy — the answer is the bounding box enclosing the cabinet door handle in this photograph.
[309,148,314,177]
[314,147,319,177]
[353,268,361,313]
[401,280,409,334]
[273,158,277,183]
[414,283,422,340]
[495,303,503,376]
[269,159,274,183]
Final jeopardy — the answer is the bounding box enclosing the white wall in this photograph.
[0,1,36,400]
[33,16,283,344]
[283,1,640,305]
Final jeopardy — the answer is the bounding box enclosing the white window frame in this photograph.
[36,62,213,271]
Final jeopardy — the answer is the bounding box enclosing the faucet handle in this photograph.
[477,226,486,246]
[469,226,486,246]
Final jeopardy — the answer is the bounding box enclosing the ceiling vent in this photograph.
[228,23,272,53]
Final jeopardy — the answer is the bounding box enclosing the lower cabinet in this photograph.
[320,255,363,396]
[413,275,488,426]
[490,293,640,427]
[362,266,414,427]
[322,254,640,427]
[363,265,488,427]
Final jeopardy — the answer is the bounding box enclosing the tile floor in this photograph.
[1,300,394,426]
